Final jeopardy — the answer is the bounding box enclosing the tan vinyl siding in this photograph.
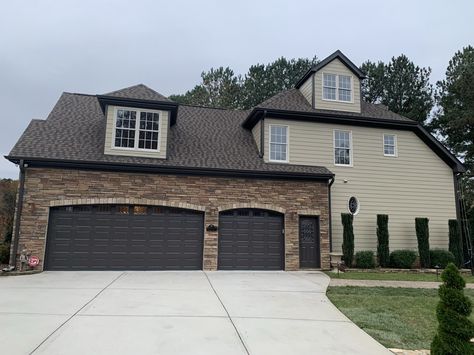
[299,75,313,105]
[104,105,168,159]
[314,58,361,113]
[264,118,456,252]
[252,120,261,154]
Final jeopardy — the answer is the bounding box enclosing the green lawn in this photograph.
[327,286,474,350]
[325,271,474,283]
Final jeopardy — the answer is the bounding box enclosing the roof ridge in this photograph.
[180,103,246,112]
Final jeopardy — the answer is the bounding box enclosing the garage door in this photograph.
[218,209,284,270]
[44,205,204,270]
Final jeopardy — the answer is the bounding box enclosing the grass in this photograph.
[325,270,474,283]
[326,286,474,350]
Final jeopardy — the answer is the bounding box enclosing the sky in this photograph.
[1,0,473,178]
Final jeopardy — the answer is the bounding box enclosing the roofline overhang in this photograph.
[295,50,366,89]
[242,108,466,174]
[4,156,335,181]
[96,95,179,126]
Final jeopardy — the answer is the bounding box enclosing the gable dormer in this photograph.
[97,84,178,160]
[295,50,365,114]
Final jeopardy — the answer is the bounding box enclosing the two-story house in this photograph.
[6,50,464,271]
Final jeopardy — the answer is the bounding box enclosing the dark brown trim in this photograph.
[260,116,265,158]
[96,95,179,126]
[5,156,335,182]
[242,108,465,173]
[10,160,25,267]
[311,74,315,108]
[295,50,366,89]
[328,176,335,252]
[454,173,462,222]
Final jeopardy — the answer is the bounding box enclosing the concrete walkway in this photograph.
[0,271,391,355]
[330,277,474,289]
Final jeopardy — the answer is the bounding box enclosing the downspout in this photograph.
[328,176,335,252]
[259,110,266,158]
[10,160,26,268]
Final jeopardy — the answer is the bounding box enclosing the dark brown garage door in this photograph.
[44,205,204,270]
[218,209,284,270]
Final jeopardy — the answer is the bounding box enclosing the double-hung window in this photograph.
[269,125,289,162]
[323,73,352,102]
[114,108,160,150]
[383,134,397,156]
[334,130,352,166]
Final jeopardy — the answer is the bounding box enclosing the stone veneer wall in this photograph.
[13,168,330,271]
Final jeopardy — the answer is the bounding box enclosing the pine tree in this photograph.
[431,263,474,354]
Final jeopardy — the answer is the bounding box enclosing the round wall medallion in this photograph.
[348,196,360,215]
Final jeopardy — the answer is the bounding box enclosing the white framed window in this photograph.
[323,73,352,102]
[383,134,397,157]
[334,130,352,166]
[269,125,289,162]
[113,107,160,151]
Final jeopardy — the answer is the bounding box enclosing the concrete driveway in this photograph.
[0,271,390,355]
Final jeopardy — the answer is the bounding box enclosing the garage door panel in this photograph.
[218,209,284,270]
[45,205,204,270]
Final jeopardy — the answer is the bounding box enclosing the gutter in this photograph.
[10,160,26,268]
[4,156,335,182]
[328,176,335,252]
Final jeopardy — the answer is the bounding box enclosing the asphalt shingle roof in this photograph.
[104,84,173,102]
[255,88,414,122]
[7,91,332,177]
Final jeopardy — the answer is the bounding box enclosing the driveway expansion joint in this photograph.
[204,271,251,355]
[28,271,126,355]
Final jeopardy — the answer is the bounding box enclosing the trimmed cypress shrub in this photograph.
[376,214,390,267]
[430,249,456,268]
[341,213,355,267]
[449,219,464,268]
[390,250,417,269]
[355,250,375,269]
[0,243,10,264]
[415,217,431,268]
[431,263,474,354]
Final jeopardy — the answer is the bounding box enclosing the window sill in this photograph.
[322,98,354,104]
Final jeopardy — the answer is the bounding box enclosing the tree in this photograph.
[415,217,431,268]
[0,179,17,243]
[431,46,474,170]
[240,56,318,109]
[360,60,385,103]
[376,214,390,267]
[169,56,318,109]
[360,55,434,124]
[431,263,474,354]
[449,219,464,268]
[341,213,355,267]
[169,67,242,109]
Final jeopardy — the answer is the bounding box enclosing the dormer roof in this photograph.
[295,50,366,89]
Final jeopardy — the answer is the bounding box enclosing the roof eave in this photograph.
[4,156,335,181]
[96,95,179,126]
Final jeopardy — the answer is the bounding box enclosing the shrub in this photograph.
[415,217,431,268]
[431,263,474,354]
[0,243,10,264]
[448,219,463,268]
[430,249,456,269]
[341,213,355,267]
[355,250,375,269]
[376,214,390,267]
[390,250,417,269]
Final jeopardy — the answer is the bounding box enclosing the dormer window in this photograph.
[114,108,160,150]
[323,73,352,102]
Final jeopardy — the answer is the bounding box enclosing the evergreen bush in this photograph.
[389,250,417,269]
[430,249,456,269]
[355,251,375,269]
[448,219,464,268]
[341,213,355,267]
[0,243,10,264]
[376,214,390,267]
[431,263,474,354]
[415,217,431,268]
